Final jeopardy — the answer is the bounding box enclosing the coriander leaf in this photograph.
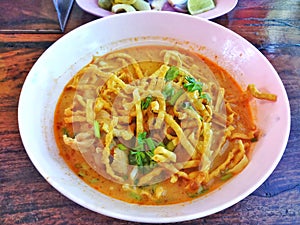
[165,66,179,81]
[129,132,158,167]
[137,132,147,144]
[183,76,203,95]
[136,152,145,167]
[129,151,137,165]
[145,150,154,158]
[132,144,144,151]
[129,151,145,167]
[141,95,153,110]
[145,138,156,151]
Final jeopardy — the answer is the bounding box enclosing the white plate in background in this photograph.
[75,0,238,19]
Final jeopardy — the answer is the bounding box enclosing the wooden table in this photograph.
[1,0,299,224]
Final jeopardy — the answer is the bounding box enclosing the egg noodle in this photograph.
[56,45,276,203]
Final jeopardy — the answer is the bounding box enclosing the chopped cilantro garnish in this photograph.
[128,132,158,167]
[130,151,146,167]
[184,76,203,95]
[137,132,147,144]
[141,95,153,110]
[144,138,156,151]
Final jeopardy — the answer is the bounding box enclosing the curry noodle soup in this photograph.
[54,45,277,205]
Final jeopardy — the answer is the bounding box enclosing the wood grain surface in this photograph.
[0,0,299,224]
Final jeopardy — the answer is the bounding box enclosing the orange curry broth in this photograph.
[54,46,256,205]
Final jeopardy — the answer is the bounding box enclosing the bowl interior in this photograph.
[18,11,290,223]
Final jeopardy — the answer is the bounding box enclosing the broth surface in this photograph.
[54,45,257,205]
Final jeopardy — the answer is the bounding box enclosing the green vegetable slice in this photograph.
[221,173,233,181]
[162,82,175,99]
[187,185,208,198]
[165,66,180,81]
[117,143,128,151]
[93,120,101,138]
[169,89,184,105]
[129,192,142,200]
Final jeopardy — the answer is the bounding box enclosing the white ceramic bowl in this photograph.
[18,11,290,223]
